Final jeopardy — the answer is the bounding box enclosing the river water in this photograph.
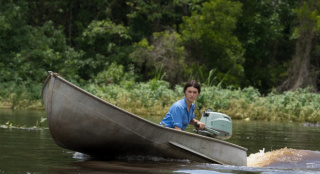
[0,109,320,173]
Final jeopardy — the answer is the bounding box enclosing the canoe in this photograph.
[42,71,247,166]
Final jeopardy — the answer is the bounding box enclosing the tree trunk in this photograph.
[277,2,318,92]
[278,31,316,92]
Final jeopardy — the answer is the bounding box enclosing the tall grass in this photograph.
[1,78,320,123]
[85,79,180,116]
[219,87,320,123]
[0,82,43,110]
[85,80,320,123]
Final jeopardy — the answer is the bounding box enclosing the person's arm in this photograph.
[190,119,205,130]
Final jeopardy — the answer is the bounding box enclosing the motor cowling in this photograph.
[194,109,232,140]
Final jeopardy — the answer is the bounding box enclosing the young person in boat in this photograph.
[160,80,206,131]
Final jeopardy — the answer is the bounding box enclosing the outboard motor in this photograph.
[194,109,232,140]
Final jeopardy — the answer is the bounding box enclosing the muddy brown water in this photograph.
[0,109,319,173]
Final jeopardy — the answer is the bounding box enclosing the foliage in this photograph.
[126,0,193,39]
[236,0,300,93]
[0,81,43,110]
[85,74,179,116]
[2,77,320,123]
[129,30,188,84]
[1,0,320,123]
[89,62,137,89]
[278,0,320,92]
[77,19,133,80]
[0,1,84,85]
[85,81,320,123]
[222,87,320,123]
[1,0,320,93]
[196,85,261,113]
[180,0,245,87]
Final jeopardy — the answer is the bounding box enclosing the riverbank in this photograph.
[1,81,320,123]
[0,100,43,110]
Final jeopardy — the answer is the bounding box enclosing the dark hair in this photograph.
[183,80,201,94]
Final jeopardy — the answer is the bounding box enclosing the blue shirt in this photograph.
[160,98,195,130]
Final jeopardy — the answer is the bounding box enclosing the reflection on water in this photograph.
[0,109,45,127]
[1,109,320,174]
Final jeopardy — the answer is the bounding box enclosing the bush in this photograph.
[1,75,320,123]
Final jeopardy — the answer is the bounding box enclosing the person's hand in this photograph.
[198,122,205,130]
[194,121,205,130]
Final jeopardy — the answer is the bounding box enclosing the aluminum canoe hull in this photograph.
[42,72,247,166]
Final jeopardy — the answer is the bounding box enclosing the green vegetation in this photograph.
[0,118,46,129]
[1,71,319,123]
[86,82,320,123]
[1,1,320,122]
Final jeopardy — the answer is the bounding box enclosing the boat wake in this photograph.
[73,152,91,160]
[68,149,320,174]
[247,147,320,169]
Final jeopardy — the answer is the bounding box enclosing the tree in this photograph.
[126,0,193,40]
[180,0,245,87]
[0,1,29,83]
[129,30,188,84]
[236,0,299,94]
[0,1,83,84]
[278,0,320,92]
[77,19,132,80]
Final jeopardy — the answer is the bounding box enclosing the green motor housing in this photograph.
[194,109,232,140]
